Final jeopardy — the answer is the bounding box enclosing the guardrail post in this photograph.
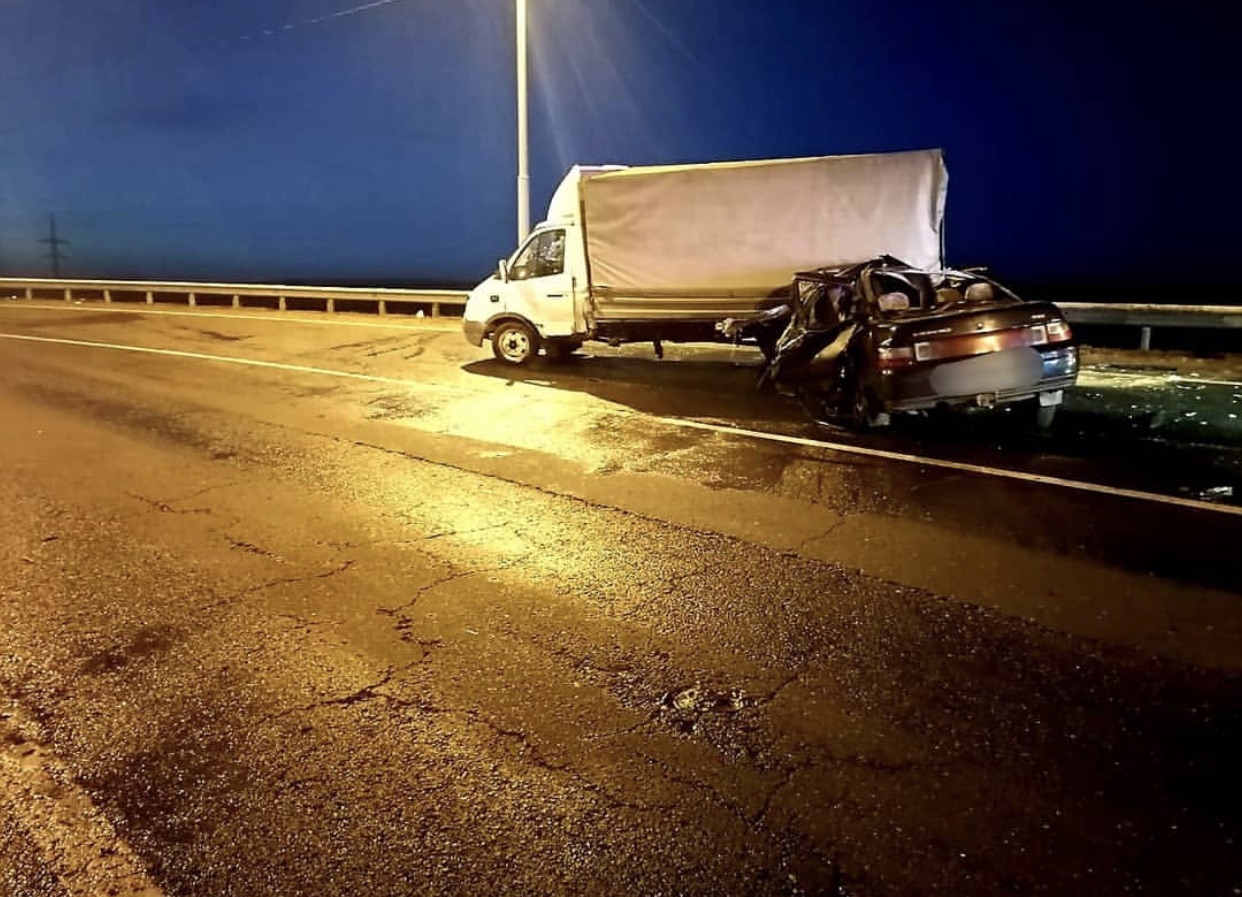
[279,296,286,312]
[378,299,387,315]
[326,297,335,314]
[232,294,240,309]
[431,302,440,318]
[25,287,33,300]
[188,292,196,307]
[1140,326,1152,351]
[64,288,72,302]
[146,290,153,305]
[103,289,112,304]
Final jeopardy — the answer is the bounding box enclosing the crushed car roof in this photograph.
[794,255,982,281]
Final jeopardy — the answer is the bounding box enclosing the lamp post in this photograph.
[516,0,531,243]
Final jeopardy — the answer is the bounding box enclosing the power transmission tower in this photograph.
[39,214,70,277]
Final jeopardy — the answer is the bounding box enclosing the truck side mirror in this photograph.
[497,259,509,282]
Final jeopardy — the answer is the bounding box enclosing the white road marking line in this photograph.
[1172,375,1242,389]
[0,331,470,394]
[0,300,455,331]
[661,417,1242,517]
[1,699,164,896]
[8,303,1240,388]
[3,331,1238,517]
[10,302,1241,391]
[1076,370,1174,388]
[1077,370,1242,390]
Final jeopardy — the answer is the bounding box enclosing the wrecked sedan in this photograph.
[731,256,1078,429]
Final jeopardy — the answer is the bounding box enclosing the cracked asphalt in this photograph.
[1,303,1240,896]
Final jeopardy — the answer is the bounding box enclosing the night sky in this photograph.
[0,0,1233,289]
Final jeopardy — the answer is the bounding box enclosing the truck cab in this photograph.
[463,222,588,364]
[464,165,623,364]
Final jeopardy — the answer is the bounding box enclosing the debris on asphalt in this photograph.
[1196,486,1234,501]
[661,686,747,713]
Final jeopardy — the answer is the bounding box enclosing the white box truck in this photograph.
[462,149,948,364]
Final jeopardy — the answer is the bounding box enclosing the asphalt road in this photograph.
[1,302,1240,896]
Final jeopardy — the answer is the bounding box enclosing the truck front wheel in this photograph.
[491,321,540,365]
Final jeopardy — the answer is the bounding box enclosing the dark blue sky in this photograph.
[0,0,1234,286]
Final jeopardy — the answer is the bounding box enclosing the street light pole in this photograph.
[516,0,531,243]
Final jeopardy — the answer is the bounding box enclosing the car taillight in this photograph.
[876,346,915,371]
[1046,319,1072,342]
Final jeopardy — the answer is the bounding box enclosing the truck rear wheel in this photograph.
[492,321,539,365]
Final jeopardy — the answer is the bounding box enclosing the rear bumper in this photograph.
[886,376,1076,412]
[881,346,1078,412]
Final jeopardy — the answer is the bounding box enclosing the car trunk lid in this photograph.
[888,301,1067,362]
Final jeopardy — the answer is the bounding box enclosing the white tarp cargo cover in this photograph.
[581,150,947,298]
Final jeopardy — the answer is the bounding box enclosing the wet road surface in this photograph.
[1,303,1240,896]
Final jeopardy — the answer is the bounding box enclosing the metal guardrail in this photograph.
[0,277,468,317]
[1058,302,1242,328]
[3,277,1241,350]
[1058,302,1242,350]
